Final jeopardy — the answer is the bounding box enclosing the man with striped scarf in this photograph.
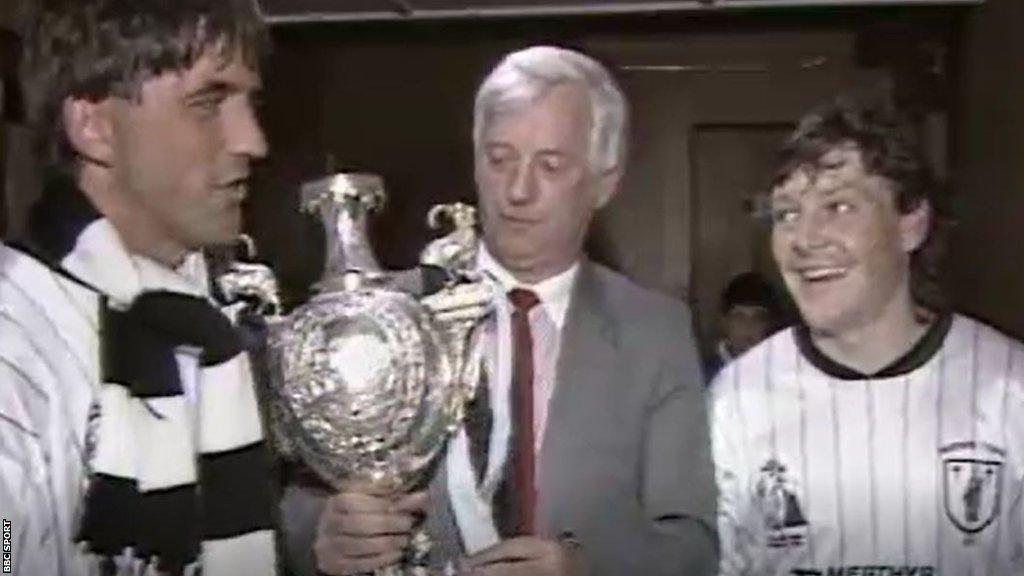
[710,94,1024,575]
[0,1,277,574]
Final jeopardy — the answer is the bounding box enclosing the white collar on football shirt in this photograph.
[476,244,578,330]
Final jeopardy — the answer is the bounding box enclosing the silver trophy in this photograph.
[220,173,492,575]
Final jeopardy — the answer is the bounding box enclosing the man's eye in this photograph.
[770,206,799,225]
[538,155,567,174]
[192,101,219,115]
[486,153,514,169]
[188,95,225,116]
[828,200,854,215]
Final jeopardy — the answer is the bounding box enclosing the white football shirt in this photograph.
[711,314,1024,576]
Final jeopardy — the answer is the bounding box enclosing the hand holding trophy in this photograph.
[219,173,494,575]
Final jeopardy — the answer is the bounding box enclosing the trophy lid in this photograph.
[301,173,385,215]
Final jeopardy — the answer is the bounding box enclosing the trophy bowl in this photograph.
[219,173,491,574]
[266,282,477,493]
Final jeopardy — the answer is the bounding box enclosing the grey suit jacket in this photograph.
[425,261,717,575]
[281,261,717,576]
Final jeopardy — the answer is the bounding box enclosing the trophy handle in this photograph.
[420,203,479,274]
[214,235,283,317]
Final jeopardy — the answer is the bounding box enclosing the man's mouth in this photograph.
[219,177,249,203]
[796,266,848,283]
[500,213,540,226]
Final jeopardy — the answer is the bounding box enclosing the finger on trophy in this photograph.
[338,479,398,497]
[315,506,415,576]
[324,491,390,516]
[393,490,431,516]
[321,496,416,539]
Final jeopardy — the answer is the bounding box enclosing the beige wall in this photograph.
[950,0,1024,337]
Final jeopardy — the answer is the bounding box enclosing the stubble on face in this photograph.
[105,49,266,266]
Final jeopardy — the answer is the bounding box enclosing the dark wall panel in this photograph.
[950,0,1024,337]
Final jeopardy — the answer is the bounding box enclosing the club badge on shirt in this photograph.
[754,458,809,549]
[940,440,1005,541]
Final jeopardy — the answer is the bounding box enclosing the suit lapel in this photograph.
[426,449,466,567]
[537,261,620,532]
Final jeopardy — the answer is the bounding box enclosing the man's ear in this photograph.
[61,96,115,167]
[899,198,932,253]
[592,164,623,210]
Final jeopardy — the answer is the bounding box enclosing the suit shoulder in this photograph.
[589,263,692,326]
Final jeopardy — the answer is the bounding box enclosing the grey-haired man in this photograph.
[291,46,716,576]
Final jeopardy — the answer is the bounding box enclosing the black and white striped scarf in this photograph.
[22,176,278,576]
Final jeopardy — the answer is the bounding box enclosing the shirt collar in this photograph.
[476,244,579,329]
[794,311,953,380]
[132,250,210,297]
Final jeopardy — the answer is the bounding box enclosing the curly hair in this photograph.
[771,93,950,313]
[22,0,268,176]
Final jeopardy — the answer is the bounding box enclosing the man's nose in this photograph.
[227,102,269,160]
[506,161,539,205]
[793,208,829,251]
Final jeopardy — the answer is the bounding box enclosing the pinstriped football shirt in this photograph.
[711,314,1024,576]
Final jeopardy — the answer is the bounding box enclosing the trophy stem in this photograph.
[300,173,386,287]
[320,200,382,278]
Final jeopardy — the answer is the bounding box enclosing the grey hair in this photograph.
[473,46,629,173]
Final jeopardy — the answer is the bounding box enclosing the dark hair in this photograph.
[22,0,268,176]
[721,271,779,315]
[771,92,949,312]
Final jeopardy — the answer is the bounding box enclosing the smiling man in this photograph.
[710,95,1024,575]
[0,1,275,575]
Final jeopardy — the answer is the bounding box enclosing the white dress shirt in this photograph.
[446,245,578,553]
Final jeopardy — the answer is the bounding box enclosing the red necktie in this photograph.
[507,288,540,535]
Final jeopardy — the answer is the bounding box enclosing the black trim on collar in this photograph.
[21,172,102,266]
[794,312,953,380]
[5,240,104,295]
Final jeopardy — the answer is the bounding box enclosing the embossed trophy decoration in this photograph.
[219,173,492,575]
